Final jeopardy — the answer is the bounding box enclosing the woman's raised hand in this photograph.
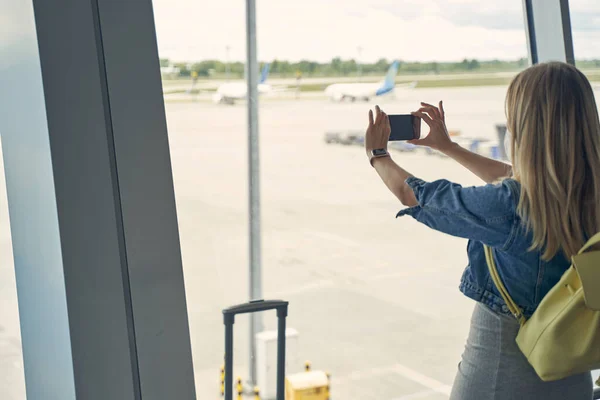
[410,101,454,152]
[365,105,391,156]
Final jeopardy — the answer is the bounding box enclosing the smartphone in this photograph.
[388,114,421,141]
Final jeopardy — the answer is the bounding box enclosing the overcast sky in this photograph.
[152,0,600,63]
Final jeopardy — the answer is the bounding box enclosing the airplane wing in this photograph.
[396,81,418,89]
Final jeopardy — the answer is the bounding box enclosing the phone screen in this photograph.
[388,115,421,141]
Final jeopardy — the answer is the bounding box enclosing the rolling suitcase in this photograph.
[223,299,289,400]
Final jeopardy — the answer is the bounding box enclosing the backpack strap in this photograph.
[578,231,600,254]
[484,245,527,326]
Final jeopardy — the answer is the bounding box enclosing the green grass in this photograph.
[294,77,513,92]
[162,88,215,95]
[413,76,514,88]
[299,84,326,92]
[163,89,187,95]
[583,72,600,82]
[296,73,600,92]
[162,70,600,97]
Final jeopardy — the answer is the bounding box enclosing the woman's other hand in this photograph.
[365,105,391,158]
[410,101,454,152]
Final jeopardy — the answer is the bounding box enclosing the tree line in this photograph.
[160,57,600,79]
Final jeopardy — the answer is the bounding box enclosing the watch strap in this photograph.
[369,148,390,167]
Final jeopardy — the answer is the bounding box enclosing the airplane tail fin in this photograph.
[376,60,399,96]
[259,63,270,84]
[383,60,399,89]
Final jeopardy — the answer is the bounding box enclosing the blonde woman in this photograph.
[366,62,596,399]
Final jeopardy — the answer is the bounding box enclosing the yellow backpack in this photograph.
[484,232,600,382]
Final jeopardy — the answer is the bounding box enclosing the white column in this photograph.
[522,0,575,64]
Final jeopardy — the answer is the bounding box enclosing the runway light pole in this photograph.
[357,46,363,81]
[226,45,231,81]
[245,0,263,387]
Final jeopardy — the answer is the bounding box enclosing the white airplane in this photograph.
[212,64,271,105]
[324,60,416,102]
[160,65,181,78]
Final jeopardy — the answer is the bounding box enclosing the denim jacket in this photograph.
[397,177,571,319]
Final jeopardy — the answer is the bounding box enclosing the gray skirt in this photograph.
[450,302,593,400]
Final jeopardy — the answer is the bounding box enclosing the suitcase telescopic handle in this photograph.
[223,300,289,400]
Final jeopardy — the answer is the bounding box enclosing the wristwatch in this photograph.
[369,148,390,167]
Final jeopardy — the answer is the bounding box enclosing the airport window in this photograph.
[152,1,536,398]
[571,0,600,97]
[0,142,26,399]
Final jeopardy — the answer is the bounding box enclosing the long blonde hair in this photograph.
[506,62,600,260]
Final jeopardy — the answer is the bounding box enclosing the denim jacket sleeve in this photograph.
[397,177,517,248]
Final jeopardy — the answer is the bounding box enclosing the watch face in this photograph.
[372,148,387,156]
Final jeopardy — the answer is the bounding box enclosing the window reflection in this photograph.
[154,1,530,398]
